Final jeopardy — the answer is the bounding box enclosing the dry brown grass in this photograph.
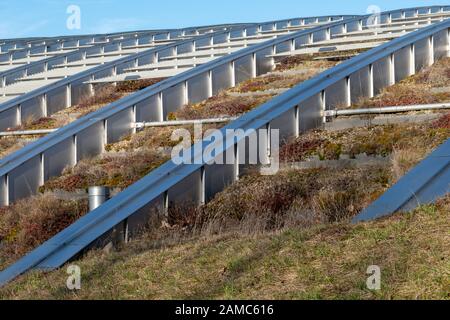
[72,85,125,117]
[409,57,450,87]
[0,195,88,269]
[275,54,343,71]
[74,79,165,116]
[350,58,450,109]
[195,166,390,235]
[0,138,34,158]
[2,194,447,300]
[115,78,165,93]
[41,150,169,192]
[356,84,446,108]
[175,93,274,120]
[280,118,449,162]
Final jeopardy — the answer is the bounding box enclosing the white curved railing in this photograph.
[0,15,350,131]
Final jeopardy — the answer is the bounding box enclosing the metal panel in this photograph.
[5,70,25,86]
[177,42,194,55]
[187,72,210,104]
[255,47,274,76]
[167,170,202,207]
[246,26,258,36]
[299,93,322,132]
[354,139,450,222]
[261,23,273,32]
[76,121,104,160]
[404,9,416,18]
[347,20,361,32]
[372,56,391,95]
[312,29,328,42]
[26,63,45,76]
[93,68,114,80]
[414,37,431,71]
[325,78,348,110]
[0,107,19,131]
[137,54,155,66]
[67,51,84,63]
[275,41,291,54]
[47,56,65,69]
[276,21,289,30]
[43,138,74,181]
[195,37,211,49]
[433,29,449,61]
[350,66,370,104]
[135,95,161,122]
[391,12,402,19]
[238,125,269,173]
[162,83,185,120]
[126,195,164,240]
[295,35,310,49]
[211,63,232,95]
[331,24,345,36]
[71,78,91,105]
[86,221,126,250]
[47,87,67,115]
[8,156,41,202]
[234,55,253,84]
[270,107,296,142]
[394,46,412,82]
[230,29,244,39]
[204,161,235,202]
[107,107,134,143]
[116,61,135,75]
[0,175,7,207]
[213,34,228,45]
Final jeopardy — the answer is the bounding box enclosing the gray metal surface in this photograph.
[88,186,111,212]
[0,26,227,88]
[353,139,450,222]
[0,14,348,131]
[0,7,448,287]
[0,16,353,205]
[0,7,447,207]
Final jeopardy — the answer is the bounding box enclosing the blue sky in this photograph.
[0,0,447,38]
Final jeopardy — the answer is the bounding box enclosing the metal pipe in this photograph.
[325,103,450,117]
[6,101,446,137]
[134,117,237,128]
[88,186,110,212]
[0,129,57,136]
[0,117,236,136]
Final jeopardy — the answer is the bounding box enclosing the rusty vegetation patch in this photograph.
[0,196,88,269]
[0,137,34,158]
[0,55,447,279]
[72,78,165,116]
[280,114,450,162]
[351,57,450,109]
[41,150,169,193]
[2,195,447,300]
[174,94,275,120]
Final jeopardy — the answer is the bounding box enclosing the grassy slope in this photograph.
[1,196,448,300]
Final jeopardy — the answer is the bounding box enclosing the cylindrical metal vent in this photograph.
[88,186,110,212]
